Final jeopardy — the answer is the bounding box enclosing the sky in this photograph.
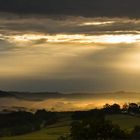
[0,1,140,92]
[0,0,140,110]
[0,14,140,92]
[0,0,140,18]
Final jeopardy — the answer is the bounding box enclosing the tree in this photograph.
[132,125,140,139]
[70,110,129,140]
[128,103,139,114]
[35,109,57,126]
[122,103,129,112]
[103,103,121,114]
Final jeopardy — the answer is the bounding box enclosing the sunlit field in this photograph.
[107,114,140,131]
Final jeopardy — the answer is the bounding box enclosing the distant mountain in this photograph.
[0,90,140,102]
[0,90,107,101]
[0,90,140,111]
[0,90,106,101]
[0,90,14,97]
[0,90,63,101]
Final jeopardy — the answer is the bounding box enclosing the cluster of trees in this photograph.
[59,104,140,140]
[71,103,140,119]
[67,110,130,140]
[0,109,57,137]
[0,103,139,139]
[103,103,140,115]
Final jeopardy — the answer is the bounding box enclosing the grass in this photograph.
[106,114,140,131]
[0,115,71,140]
[1,114,140,140]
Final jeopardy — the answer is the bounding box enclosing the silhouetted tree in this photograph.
[70,112,129,140]
[131,125,140,139]
[0,110,57,137]
[103,103,121,114]
[122,103,129,112]
[128,103,139,114]
[35,109,57,126]
[72,109,104,121]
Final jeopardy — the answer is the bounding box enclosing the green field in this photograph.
[1,114,140,140]
[0,116,71,140]
[106,114,140,131]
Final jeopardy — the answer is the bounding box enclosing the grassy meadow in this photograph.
[1,114,140,140]
[106,114,140,131]
[0,115,71,140]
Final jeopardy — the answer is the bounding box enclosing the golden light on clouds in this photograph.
[102,35,140,43]
[1,12,140,111]
[118,52,140,73]
[1,15,140,93]
[7,33,140,44]
[80,21,115,26]
[1,31,140,80]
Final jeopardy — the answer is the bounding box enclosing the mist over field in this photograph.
[0,91,139,111]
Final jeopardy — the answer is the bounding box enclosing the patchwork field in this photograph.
[106,114,140,131]
[1,114,140,140]
[0,116,71,140]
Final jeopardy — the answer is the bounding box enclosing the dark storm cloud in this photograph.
[1,15,140,36]
[0,0,140,18]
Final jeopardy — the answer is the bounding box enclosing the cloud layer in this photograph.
[0,0,140,18]
[0,14,140,92]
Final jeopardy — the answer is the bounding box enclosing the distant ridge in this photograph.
[0,90,14,97]
[0,90,140,103]
[0,90,62,101]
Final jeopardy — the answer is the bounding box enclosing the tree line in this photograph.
[0,102,140,139]
[59,103,140,140]
[0,109,57,137]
